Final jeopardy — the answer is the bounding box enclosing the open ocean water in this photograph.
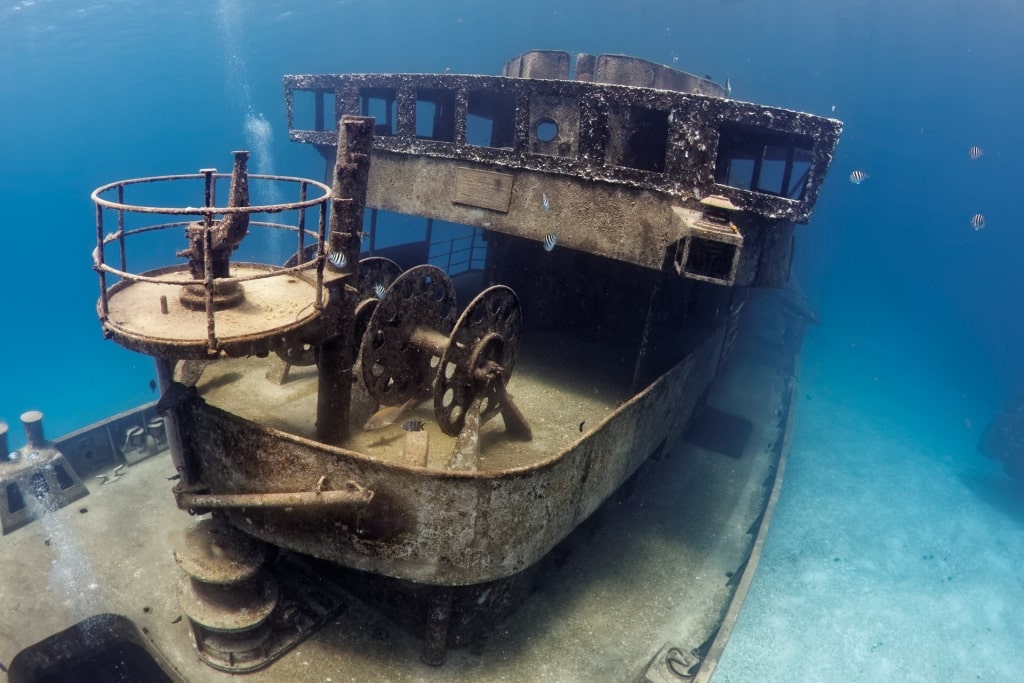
[2,0,1023,680]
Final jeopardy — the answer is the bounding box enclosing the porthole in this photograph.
[535,117,558,143]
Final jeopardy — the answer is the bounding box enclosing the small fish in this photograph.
[327,251,348,269]
[849,170,868,184]
[968,145,984,160]
[970,213,985,231]
[542,193,550,212]
[363,397,419,431]
[578,421,585,432]
[374,282,387,299]
[402,419,424,432]
[542,232,558,252]
[149,379,157,393]
[725,77,732,98]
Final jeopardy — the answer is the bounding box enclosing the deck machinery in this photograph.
[88,51,841,673]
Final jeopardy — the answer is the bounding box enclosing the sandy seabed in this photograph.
[713,330,1024,683]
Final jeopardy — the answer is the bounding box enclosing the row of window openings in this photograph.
[296,89,814,199]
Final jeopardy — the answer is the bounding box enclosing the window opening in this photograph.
[6,483,24,513]
[292,89,336,132]
[606,105,669,173]
[359,87,397,136]
[466,90,516,148]
[715,123,814,200]
[415,89,456,142]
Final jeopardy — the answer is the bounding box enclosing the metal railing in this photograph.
[429,229,487,276]
[91,171,332,355]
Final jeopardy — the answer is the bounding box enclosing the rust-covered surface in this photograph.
[284,72,841,223]
[283,63,839,290]
[282,72,839,222]
[173,325,722,586]
[91,166,333,360]
[78,50,843,671]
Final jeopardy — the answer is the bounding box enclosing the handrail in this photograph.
[91,171,332,356]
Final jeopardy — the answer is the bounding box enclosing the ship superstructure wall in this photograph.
[284,73,839,287]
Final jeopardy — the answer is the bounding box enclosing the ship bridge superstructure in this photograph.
[285,50,841,287]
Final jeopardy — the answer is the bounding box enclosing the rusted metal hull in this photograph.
[175,326,723,586]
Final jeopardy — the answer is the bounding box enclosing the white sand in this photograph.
[713,327,1024,683]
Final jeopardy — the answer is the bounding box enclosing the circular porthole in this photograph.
[535,118,558,143]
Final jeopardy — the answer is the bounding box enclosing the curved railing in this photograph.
[91,170,333,356]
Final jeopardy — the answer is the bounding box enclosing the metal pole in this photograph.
[316,114,375,445]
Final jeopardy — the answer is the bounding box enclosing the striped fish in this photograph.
[374,282,387,299]
[327,251,348,269]
[849,170,868,185]
[968,145,984,160]
[401,419,424,432]
[970,214,985,231]
[542,232,558,252]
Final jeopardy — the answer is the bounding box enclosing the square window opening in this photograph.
[606,105,669,173]
[682,238,737,283]
[416,89,456,142]
[715,122,814,200]
[291,89,336,132]
[466,90,516,148]
[359,87,397,136]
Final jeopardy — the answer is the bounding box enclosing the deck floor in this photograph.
[193,331,635,472]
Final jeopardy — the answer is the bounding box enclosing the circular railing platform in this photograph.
[91,166,334,359]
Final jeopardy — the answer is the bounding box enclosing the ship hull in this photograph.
[175,326,724,586]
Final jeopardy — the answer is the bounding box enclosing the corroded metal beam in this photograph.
[315,115,375,445]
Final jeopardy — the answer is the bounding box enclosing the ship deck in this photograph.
[0,289,805,682]
[192,330,637,472]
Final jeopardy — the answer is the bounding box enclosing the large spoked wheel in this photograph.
[434,286,521,436]
[352,256,403,345]
[360,265,457,407]
[273,256,404,367]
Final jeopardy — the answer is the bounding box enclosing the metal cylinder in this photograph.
[20,410,45,448]
[126,425,146,450]
[147,416,167,444]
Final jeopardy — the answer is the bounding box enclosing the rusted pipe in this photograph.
[316,115,375,445]
[178,481,373,510]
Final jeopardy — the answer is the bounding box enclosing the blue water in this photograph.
[2,0,1019,440]
[2,0,1022,674]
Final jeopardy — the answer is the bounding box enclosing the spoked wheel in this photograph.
[359,265,457,407]
[434,286,522,437]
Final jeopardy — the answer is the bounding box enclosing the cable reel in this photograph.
[359,264,530,439]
